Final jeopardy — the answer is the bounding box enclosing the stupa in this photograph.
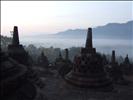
[65,28,113,90]
[121,55,132,75]
[55,49,72,77]
[110,50,124,83]
[8,26,29,65]
[64,48,72,64]
[38,51,49,68]
[55,50,64,63]
[1,51,38,100]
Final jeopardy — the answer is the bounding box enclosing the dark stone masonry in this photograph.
[65,28,113,90]
[8,26,29,65]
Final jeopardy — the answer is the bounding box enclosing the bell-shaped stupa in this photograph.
[65,28,113,91]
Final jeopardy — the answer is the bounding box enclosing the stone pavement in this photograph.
[40,75,133,100]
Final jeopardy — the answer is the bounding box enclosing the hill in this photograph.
[55,21,133,39]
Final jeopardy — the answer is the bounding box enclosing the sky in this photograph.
[1,1,133,36]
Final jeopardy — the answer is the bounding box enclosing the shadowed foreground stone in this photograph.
[1,51,38,100]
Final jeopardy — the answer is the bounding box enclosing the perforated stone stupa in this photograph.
[65,28,113,90]
[8,26,29,65]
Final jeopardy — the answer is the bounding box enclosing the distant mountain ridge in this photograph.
[55,20,133,39]
[2,20,133,40]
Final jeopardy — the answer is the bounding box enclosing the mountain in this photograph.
[55,21,133,39]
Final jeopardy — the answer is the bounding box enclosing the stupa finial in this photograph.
[85,28,93,48]
[12,26,19,45]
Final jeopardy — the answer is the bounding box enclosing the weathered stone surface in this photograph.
[65,28,113,90]
[8,26,29,65]
[1,52,38,100]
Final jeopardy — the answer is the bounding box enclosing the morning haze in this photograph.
[1,1,133,36]
[1,1,133,100]
[1,1,133,58]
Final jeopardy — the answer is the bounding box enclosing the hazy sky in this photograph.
[1,1,133,36]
